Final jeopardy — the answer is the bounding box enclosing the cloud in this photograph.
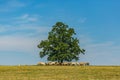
[0,34,48,54]
[19,14,38,22]
[79,35,120,65]
[78,17,87,23]
[85,42,120,65]
[0,23,51,54]
[0,24,51,37]
[78,35,93,45]
[6,0,25,7]
[0,0,25,12]
[15,14,39,23]
[0,36,36,53]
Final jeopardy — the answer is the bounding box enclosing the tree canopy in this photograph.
[38,22,85,63]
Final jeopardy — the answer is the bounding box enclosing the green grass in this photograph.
[0,66,119,80]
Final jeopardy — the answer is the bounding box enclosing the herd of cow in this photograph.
[37,62,90,66]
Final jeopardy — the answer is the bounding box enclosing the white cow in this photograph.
[37,62,46,66]
[70,62,79,66]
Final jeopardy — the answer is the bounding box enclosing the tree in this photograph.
[37,22,85,63]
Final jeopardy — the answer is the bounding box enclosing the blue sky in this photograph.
[0,0,120,65]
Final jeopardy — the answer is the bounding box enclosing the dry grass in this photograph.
[0,66,119,80]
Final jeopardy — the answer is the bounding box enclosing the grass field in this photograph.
[0,66,119,80]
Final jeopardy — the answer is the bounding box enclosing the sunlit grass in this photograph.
[0,66,119,80]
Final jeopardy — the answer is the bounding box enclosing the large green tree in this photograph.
[38,22,85,63]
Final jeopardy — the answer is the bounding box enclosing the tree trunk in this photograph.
[60,60,63,63]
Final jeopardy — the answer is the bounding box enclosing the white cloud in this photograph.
[20,14,29,19]
[0,0,25,12]
[0,23,51,37]
[0,36,36,52]
[15,14,39,23]
[78,35,93,45]
[7,0,25,8]
[0,23,51,54]
[78,17,87,23]
[0,32,48,54]
[79,35,120,65]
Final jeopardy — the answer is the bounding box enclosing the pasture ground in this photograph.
[0,66,119,80]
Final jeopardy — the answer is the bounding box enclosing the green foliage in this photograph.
[38,22,85,63]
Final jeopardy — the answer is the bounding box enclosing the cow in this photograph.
[62,62,70,66]
[37,62,46,66]
[79,62,89,66]
[47,62,57,66]
[70,62,79,66]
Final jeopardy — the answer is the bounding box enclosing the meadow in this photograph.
[0,66,119,80]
